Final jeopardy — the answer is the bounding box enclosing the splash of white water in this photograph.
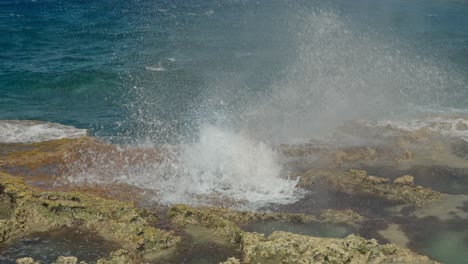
[239,11,465,144]
[66,9,466,209]
[64,125,302,209]
[157,125,302,207]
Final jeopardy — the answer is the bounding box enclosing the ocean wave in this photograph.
[0,120,86,143]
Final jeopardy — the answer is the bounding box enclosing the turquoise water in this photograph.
[1,0,467,143]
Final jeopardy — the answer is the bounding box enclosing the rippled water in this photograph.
[1,0,467,141]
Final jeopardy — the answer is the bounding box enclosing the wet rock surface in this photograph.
[298,168,442,207]
[0,171,180,263]
[3,120,468,263]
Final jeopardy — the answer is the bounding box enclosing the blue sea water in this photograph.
[2,1,468,263]
[1,0,467,143]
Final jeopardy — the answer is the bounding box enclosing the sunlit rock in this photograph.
[15,257,39,264]
[0,172,180,255]
[220,257,241,264]
[241,231,438,264]
[54,256,78,264]
[393,175,415,186]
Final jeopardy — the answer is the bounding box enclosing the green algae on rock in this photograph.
[168,204,366,246]
[15,250,135,264]
[96,249,135,264]
[15,250,133,264]
[168,204,243,244]
[9,203,439,263]
[318,209,365,222]
[241,231,438,264]
[169,204,364,226]
[54,256,80,264]
[335,147,378,165]
[0,172,180,254]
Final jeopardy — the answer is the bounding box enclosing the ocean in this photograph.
[1,1,468,262]
[1,0,467,143]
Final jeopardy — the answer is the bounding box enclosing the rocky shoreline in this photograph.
[3,119,468,263]
[0,171,437,263]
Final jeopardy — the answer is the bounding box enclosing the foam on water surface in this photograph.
[64,125,303,210]
[0,120,87,144]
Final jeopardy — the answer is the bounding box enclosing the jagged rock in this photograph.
[220,257,241,264]
[54,256,78,264]
[400,150,415,160]
[394,175,415,186]
[0,137,164,203]
[241,231,438,264]
[299,169,441,207]
[168,205,365,245]
[170,205,319,224]
[168,204,243,244]
[16,258,39,264]
[318,209,364,222]
[97,249,135,264]
[335,147,378,165]
[0,172,180,253]
[367,175,390,184]
[15,250,135,264]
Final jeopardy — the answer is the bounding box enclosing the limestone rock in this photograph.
[400,150,415,160]
[367,175,390,184]
[394,175,414,186]
[335,147,378,165]
[97,249,134,264]
[0,172,180,253]
[54,256,78,264]
[168,204,243,244]
[241,231,438,264]
[16,258,39,264]
[319,209,365,222]
[220,257,241,264]
[300,169,441,207]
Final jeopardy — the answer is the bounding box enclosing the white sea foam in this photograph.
[65,125,303,210]
[0,120,87,143]
[159,125,302,207]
